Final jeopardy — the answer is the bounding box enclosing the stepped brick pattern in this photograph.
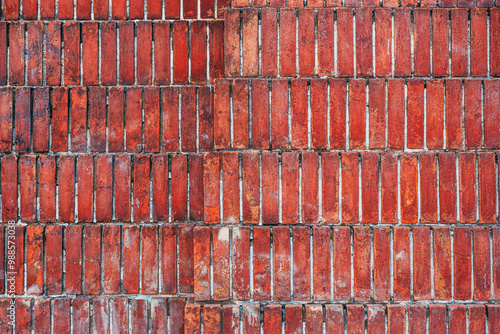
[0,0,499,332]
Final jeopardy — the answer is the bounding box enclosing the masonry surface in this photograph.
[0,0,499,332]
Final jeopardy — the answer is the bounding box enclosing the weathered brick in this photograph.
[232,227,250,300]
[213,227,230,300]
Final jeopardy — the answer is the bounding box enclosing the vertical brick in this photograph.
[93,0,108,19]
[136,21,152,85]
[133,155,150,222]
[469,305,486,334]
[151,299,167,333]
[285,305,302,332]
[342,152,359,224]
[154,21,170,85]
[178,87,197,151]
[470,9,487,76]
[73,299,90,334]
[189,155,204,221]
[485,80,500,149]
[204,305,222,333]
[305,305,323,334]
[449,305,467,334]
[388,305,406,334]
[251,79,270,150]
[225,9,241,77]
[111,299,128,334]
[191,21,207,85]
[92,299,110,333]
[103,225,120,294]
[454,227,472,300]
[394,9,411,76]
[65,226,82,294]
[9,22,25,85]
[494,228,500,300]
[254,227,271,300]
[123,225,140,294]
[373,227,391,301]
[241,153,259,224]
[241,9,258,77]
[88,87,106,152]
[33,299,51,333]
[27,22,43,86]
[317,9,334,77]
[169,298,186,334]
[349,79,366,149]
[488,305,500,334]
[198,87,214,152]
[143,87,160,153]
[464,80,482,149]
[334,227,351,300]
[261,305,279,334]
[338,9,354,76]
[58,156,75,222]
[282,152,299,225]
[413,227,431,300]
[432,9,449,77]
[141,226,159,294]
[214,79,230,150]
[213,227,230,300]
[125,88,142,153]
[400,153,418,224]
[329,79,347,149]
[95,155,112,222]
[114,155,131,221]
[51,88,68,152]
[209,21,224,83]
[119,21,134,85]
[302,152,319,224]
[262,152,279,224]
[222,152,239,224]
[204,153,220,223]
[326,305,344,333]
[53,299,70,333]
[369,79,385,149]
[45,22,61,85]
[354,227,371,301]
[131,299,148,333]
[298,9,315,76]
[84,225,102,294]
[420,153,438,224]
[273,227,291,301]
[387,79,405,149]
[322,153,339,223]
[258,9,277,77]
[232,79,250,149]
[32,88,50,152]
[356,8,373,77]
[414,9,431,77]
[272,79,290,149]
[459,152,476,223]
[312,227,331,301]
[474,227,491,300]
[367,306,386,334]
[223,305,240,334]
[407,79,424,149]
[27,225,44,295]
[408,305,426,334]
[171,154,188,222]
[291,79,308,149]
[232,227,250,300]
[375,9,391,77]
[0,89,12,153]
[439,153,457,224]
[434,227,452,300]
[445,79,463,149]
[100,22,117,86]
[39,155,56,222]
[185,304,201,334]
[161,226,177,294]
[362,152,379,224]
[479,153,497,223]
[293,227,311,301]
[310,79,328,149]
[161,87,179,152]
[347,305,365,334]
[426,79,444,149]
[82,22,98,85]
[14,88,30,153]
[20,155,36,222]
[0,24,6,85]
[2,155,17,221]
[70,87,87,152]
[393,227,411,301]
[451,10,468,76]
[280,9,296,77]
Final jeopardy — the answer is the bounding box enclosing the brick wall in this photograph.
[0,0,499,332]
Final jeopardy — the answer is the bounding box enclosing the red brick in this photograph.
[353,227,371,301]
[234,0,249,7]
[474,227,491,300]
[0,228,4,292]
[27,22,43,86]
[446,79,463,149]
[469,9,487,76]
[388,305,406,334]
[26,225,44,295]
[154,21,170,85]
[209,21,224,83]
[123,225,140,293]
[291,78,308,149]
[400,153,418,224]
[14,88,30,153]
[387,79,405,149]
[488,305,500,334]
[458,153,476,223]
[491,10,500,75]
[65,226,82,294]
[198,87,214,152]
[393,227,411,301]
[20,155,36,222]
[114,155,131,221]
[143,88,160,152]
[297,9,315,76]
[45,22,61,85]
[469,305,486,334]
[426,80,444,149]
[161,226,177,293]
[92,0,108,19]
[439,153,457,223]
[368,79,385,149]
[451,9,468,76]
[151,299,167,333]
[304,305,322,334]
[171,154,188,221]
[0,29,8,85]
[408,305,426,334]
[394,9,411,76]
[434,227,452,300]
[125,88,142,152]
[478,153,495,224]
[92,299,110,333]
[142,226,159,294]
[485,80,500,149]
[200,0,214,17]
[84,225,101,294]
[260,8,278,77]
[214,79,230,150]
[374,9,391,77]
[70,87,87,152]
[379,154,397,225]
[204,153,220,223]
[241,9,258,77]
[33,299,51,333]
[310,79,328,149]
[223,305,240,334]
[494,228,500,300]
[273,227,291,301]
[322,153,339,223]
[342,152,359,223]
[127,0,144,18]
[95,155,112,222]
[9,22,25,85]
[222,152,239,224]
[22,0,36,18]
[179,251,199,302]
[51,88,68,152]
[88,87,106,152]
[311,227,330,301]
[429,306,446,333]
[326,305,344,332]
[254,227,271,300]
[161,87,179,151]
[272,79,290,149]
[420,153,438,224]
[136,22,152,85]
[112,299,129,333]
[317,9,334,76]
[302,152,319,224]
[362,152,379,224]
[328,79,347,147]
[412,227,431,300]
[413,9,431,76]
[241,153,259,224]
[39,156,56,222]
[251,80,270,150]
[478,0,493,7]
[119,21,134,85]
[131,299,148,333]
[225,10,241,77]
[59,0,74,18]
[193,226,211,300]
[189,155,204,221]
[82,22,98,85]
[373,227,390,301]
[103,225,120,294]
[337,9,354,76]
[33,88,50,152]
[232,80,250,149]
[191,21,208,84]
[463,80,482,149]
[449,305,467,334]
[349,79,366,149]
[285,305,302,332]
[165,0,180,18]
[2,155,17,221]
[213,227,230,300]
[406,79,424,148]
[73,299,90,334]
[279,9,296,77]
[282,152,299,225]
[432,9,449,77]
[367,305,385,334]
[0,88,12,153]
[204,305,222,333]
[232,227,250,300]
[334,227,351,300]
[133,155,150,222]
[347,305,364,334]
[262,152,279,224]
[76,0,91,19]
[454,227,472,300]
[185,304,201,334]
[260,305,279,334]
[53,299,70,333]
[169,298,186,334]
[356,8,373,76]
